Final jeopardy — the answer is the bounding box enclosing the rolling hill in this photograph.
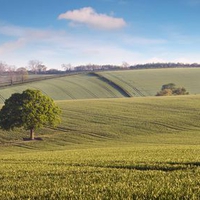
[1,95,200,149]
[1,91,200,199]
[1,68,200,103]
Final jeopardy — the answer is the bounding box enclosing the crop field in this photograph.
[0,96,200,199]
[1,68,200,103]
[0,74,124,103]
[98,68,200,96]
[0,146,200,199]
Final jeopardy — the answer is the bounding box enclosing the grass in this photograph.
[0,96,200,199]
[0,74,124,103]
[1,95,200,148]
[0,146,200,199]
[1,68,200,103]
[99,68,200,96]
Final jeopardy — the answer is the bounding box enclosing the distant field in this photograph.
[0,96,200,199]
[0,74,124,103]
[98,68,200,96]
[1,68,200,103]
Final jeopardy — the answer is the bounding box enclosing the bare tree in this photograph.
[16,67,29,82]
[61,63,72,71]
[122,61,130,68]
[0,61,7,75]
[7,65,16,85]
[37,64,47,73]
[28,60,43,74]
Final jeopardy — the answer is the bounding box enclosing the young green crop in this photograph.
[99,68,200,96]
[0,146,200,199]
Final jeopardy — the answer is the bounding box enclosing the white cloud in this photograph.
[58,7,126,30]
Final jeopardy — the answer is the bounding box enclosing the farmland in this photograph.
[0,96,200,199]
[1,68,200,103]
[98,68,200,96]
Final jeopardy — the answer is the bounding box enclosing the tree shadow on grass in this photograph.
[23,137,43,141]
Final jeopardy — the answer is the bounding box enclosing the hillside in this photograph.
[0,73,124,103]
[1,95,200,150]
[1,68,200,103]
[1,96,200,199]
[98,68,200,96]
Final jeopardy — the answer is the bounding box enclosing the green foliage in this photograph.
[156,83,189,96]
[0,89,61,139]
[155,88,173,96]
[161,83,176,90]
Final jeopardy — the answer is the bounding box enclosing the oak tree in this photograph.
[0,89,61,140]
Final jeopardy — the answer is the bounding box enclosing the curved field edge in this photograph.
[89,72,131,97]
[0,74,125,104]
[98,68,200,96]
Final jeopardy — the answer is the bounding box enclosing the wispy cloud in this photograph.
[0,24,66,41]
[0,24,68,55]
[0,38,27,54]
[58,7,126,30]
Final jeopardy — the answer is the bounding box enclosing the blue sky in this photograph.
[0,0,200,69]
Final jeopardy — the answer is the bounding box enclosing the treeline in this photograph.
[66,62,200,72]
[129,62,200,69]
[1,60,200,78]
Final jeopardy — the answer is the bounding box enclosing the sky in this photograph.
[0,0,200,69]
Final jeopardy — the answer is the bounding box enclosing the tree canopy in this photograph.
[156,83,189,96]
[0,89,61,140]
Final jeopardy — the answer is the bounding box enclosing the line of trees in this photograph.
[2,60,200,79]
[0,60,49,85]
[0,62,28,84]
[62,62,200,72]
[130,62,200,69]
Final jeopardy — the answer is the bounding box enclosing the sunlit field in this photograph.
[99,68,200,96]
[0,96,200,199]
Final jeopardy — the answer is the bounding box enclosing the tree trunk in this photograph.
[30,129,35,140]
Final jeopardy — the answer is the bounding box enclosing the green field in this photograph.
[1,68,200,103]
[98,68,200,96]
[0,74,124,104]
[0,96,200,199]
